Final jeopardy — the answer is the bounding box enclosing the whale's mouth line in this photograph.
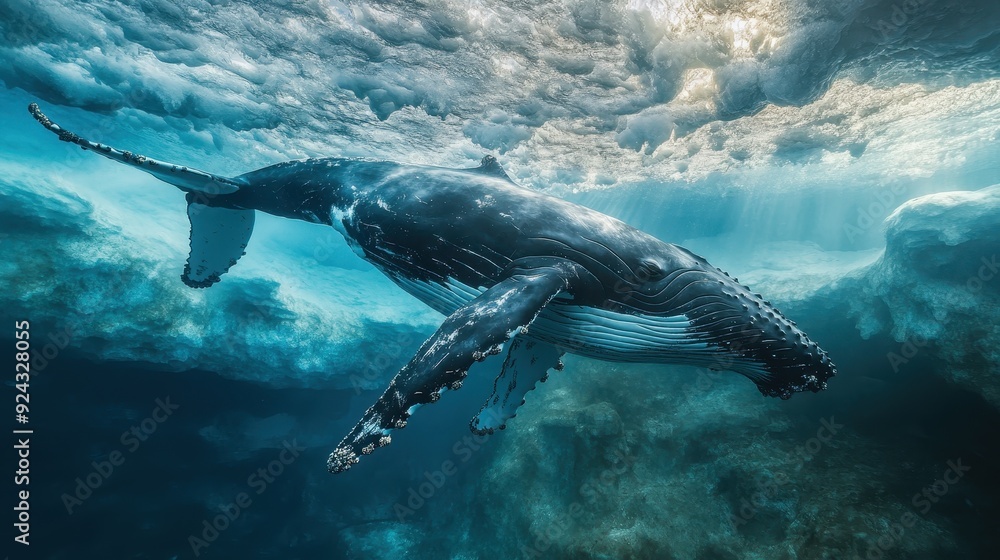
[380,266,836,401]
[594,263,838,398]
[522,297,835,399]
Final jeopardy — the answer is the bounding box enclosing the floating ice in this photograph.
[1,0,998,192]
[833,184,1000,407]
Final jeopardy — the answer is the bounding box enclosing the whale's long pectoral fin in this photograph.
[471,337,563,435]
[28,103,247,195]
[183,197,255,288]
[327,259,591,474]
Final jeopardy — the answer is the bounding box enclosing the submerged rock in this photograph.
[343,361,972,559]
[834,184,1000,408]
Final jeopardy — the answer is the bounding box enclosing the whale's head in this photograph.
[613,246,837,399]
[680,270,837,399]
[703,292,836,399]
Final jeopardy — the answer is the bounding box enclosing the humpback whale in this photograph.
[29,104,836,474]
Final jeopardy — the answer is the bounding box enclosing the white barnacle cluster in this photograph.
[327,446,359,473]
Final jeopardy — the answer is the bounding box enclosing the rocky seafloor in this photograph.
[340,358,996,559]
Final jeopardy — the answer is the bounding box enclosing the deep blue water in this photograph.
[6,316,1000,558]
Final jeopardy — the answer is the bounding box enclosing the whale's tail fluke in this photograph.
[28,103,247,196]
[181,198,254,288]
[29,103,254,288]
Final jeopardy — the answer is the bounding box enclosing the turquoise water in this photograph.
[3,1,1000,558]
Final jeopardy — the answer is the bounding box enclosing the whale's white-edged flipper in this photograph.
[28,103,247,195]
[471,337,563,435]
[183,198,255,288]
[327,258,594,474]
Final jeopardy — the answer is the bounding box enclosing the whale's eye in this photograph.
[637,259,664,280]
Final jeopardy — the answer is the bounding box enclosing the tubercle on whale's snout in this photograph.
[762,359,837,400]
[756,306,837,400]
[691,268,838,400]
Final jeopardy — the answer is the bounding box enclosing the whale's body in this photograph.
[30,104,836,474]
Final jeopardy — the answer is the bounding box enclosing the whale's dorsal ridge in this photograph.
[474,155,511,181]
